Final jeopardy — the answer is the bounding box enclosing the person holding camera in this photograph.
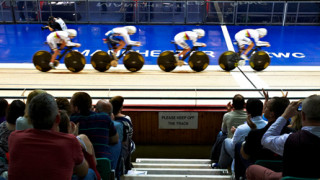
[42,16,67,32]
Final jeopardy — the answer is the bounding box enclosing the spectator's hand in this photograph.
[246,114,257,129]
[262,88,269,101]
[282,101,301,120]
[226,102,232,112]
[231,126,236,134]
[281,90,288,97]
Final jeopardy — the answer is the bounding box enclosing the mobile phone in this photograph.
[297,103,302,111]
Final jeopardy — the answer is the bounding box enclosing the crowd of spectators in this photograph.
[0,89,319,179]
[0,90,135,180]
[211,90,320,179]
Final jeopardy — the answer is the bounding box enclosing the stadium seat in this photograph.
[96,158,115,180]
[281,176,318,180]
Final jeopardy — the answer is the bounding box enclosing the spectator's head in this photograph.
[109,96,124,116]
[95,99,113,118]
[59,110,70,133]
[0,98,8,118]
[70,92,92,116]
[232,94,245,110]
[6,100,25,125]
[28,93,59,130]
[246,98,263,117]
[264,97,290,122]
[301,95,320,125]
[56,97,72,116]
[25,89,47,118]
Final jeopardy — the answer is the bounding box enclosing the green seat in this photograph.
[96,158,115,180]
[0,157,5,163]
[255,160,283,172]
[281,176,318,180]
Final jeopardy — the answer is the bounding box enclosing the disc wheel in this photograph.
[64,51,86,72]
[157,51,177,72]
[91,51,112,72]
[32,50,52,72]
[188,51,210,72]
[123,51,145,72]
[218,51,239,71]
[249,51,271,71]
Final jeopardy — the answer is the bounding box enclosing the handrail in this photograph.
[0,88,318,91]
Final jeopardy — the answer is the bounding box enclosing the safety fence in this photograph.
[0,88,318,101]
[0,0,319,25]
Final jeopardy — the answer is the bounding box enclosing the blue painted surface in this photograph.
[0,24,319,66]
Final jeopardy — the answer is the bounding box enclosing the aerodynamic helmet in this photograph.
[256,28,267,38]
[67,29,77,37]
[125,26,137,34]
[192,29,205,38]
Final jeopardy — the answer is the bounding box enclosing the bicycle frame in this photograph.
[106,41,133,59]
[56,46,73,61]
[235,41,264,59]
[172,42,201,61]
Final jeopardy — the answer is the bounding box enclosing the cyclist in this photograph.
[235,28,270,66]
[104,26,141,67]
[41,16,67,32]
[174,29,206,66]
[46,29,81,69]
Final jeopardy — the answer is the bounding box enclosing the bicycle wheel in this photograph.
[188,51,209,72]
[64,51,86,72]
[218,51,239,71]
[123,51,144,72]
[91,51,112,72]
[157,51,177,72]
[249,51,270,71]
[32,50,52,72]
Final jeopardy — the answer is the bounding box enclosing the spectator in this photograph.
[0,100,25,159]
[95,99,123,177]
[8,93,89,180]
[110,96,134,173]
[210,94,247,162]
[0,99,8,124]
[16,89,46,130]
[214,98,267,169]
[247,95,320,179]
[70,92,118,159]
[59,110,100,180]
[56,97,72,116]
[235,96,292,179]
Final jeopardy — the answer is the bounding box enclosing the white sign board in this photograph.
[158,112,198,129]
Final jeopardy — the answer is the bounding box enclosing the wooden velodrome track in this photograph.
[1,64,320,105]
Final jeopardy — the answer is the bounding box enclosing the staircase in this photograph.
[123,158,232,180]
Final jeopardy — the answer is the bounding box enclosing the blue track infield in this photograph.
[0,24,319,66]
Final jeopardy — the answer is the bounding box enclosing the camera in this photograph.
[297,103,302,111]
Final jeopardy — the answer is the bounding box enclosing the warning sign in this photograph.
[158,112,198,129]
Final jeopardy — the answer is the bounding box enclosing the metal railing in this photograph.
[0,0,319,25]
[0,88,318,100]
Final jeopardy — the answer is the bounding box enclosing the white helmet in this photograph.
[256,28,267,38]
[125,26,137,34]
[193,29,205,38]
[67,29,77,37]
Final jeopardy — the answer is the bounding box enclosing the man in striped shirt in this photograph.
[70,92,119,158]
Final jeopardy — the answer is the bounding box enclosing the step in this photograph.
[130,168,229,175]
[131,162,212,169]
[123,174,232,180]
[135,158,212,164]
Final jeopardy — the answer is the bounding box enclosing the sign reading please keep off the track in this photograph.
[158,112,198,129]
